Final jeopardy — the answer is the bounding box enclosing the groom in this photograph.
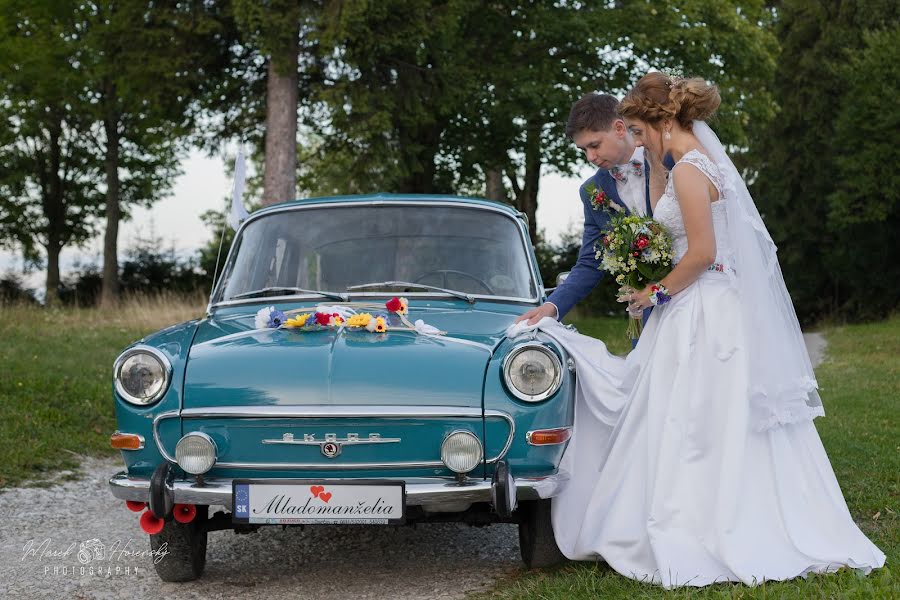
[516,93,668,327]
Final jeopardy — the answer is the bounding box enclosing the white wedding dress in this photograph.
[510,150,885,587]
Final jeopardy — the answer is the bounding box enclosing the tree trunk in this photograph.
[42,118,65,306]
[44,243,62,305]
[519,118,542,243]
[397,123,441,193]
[100,85,121,308]
[485,168,505,201]
[262,33,300,207]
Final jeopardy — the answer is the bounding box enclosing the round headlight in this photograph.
[503,343,563,402]
[440,430,483,474]
[114,346,171,406]
[175,432,217,475]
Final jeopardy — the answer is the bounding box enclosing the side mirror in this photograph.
[555,271,570,286]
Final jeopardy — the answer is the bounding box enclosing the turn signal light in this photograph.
[526,427,572,445]
[110,432,144,450]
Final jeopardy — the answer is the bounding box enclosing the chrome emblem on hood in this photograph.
[262,432,401,459]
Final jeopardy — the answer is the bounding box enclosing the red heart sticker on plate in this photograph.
[319,492,332,503]
[310,485,324,498]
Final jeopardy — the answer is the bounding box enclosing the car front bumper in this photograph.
[108,471,568,512]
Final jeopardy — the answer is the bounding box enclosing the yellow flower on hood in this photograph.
[284,313,311,328]
[346,313,372,328]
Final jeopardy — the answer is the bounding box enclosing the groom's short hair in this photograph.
[565,93,621,138]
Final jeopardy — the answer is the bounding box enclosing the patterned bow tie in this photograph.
[610,160,644,183]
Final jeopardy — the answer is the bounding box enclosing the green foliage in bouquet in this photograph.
[595,215,674,338]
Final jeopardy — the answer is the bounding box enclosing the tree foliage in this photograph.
[0,1,234,305]
[823,26,900,321]
[302,0,778,241]
[0,0,105,303]
[72,1,232,305]
[754,0,899,323]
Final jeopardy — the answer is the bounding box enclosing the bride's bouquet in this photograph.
[595,215,674,339]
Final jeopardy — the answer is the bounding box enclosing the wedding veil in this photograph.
[692,121,824,430]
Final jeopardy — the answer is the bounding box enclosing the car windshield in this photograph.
[215,203,538,303]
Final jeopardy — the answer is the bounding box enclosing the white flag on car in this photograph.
[228,147,249,231]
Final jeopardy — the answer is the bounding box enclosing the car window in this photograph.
[217,204,537,301]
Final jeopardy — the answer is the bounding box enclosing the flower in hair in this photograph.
[659,66,684,83]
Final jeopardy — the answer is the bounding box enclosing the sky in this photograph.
[0,150,595,293]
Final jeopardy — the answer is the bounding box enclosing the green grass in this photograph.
[472,316,899,599]
[0,298,203,488]
[0,305,896,596]
[565,315,634,357]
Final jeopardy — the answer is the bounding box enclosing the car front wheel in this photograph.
[149,506,208,582]
[517,499,568,569]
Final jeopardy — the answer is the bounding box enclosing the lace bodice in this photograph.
[654,150,731,264]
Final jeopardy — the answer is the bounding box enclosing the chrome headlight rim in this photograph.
[113,345,172,406]
[440,429,484,474]
[175,431,218,475]
[502,342,563,402]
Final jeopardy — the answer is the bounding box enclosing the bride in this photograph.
[510,72,885,587]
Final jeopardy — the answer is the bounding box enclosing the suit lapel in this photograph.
[593,169,630,217]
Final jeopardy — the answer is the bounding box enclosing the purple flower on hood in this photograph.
[267,309,287,328]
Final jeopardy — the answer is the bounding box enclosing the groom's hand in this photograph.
[515,303,559,325]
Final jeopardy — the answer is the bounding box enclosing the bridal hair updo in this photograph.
[618,72,720,131]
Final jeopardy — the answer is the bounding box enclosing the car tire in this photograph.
[517,499,568,569]
[149,505,208,582]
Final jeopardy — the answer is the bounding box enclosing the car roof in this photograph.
[252,193,522,218]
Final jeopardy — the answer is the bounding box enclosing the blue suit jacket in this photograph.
[547,155,668,320]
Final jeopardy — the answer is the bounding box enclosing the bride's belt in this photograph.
[705,261,735,275]
[672,260,736,276]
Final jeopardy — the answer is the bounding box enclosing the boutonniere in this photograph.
[585,182,624,214]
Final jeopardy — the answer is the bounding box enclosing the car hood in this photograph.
[183,304,520,408]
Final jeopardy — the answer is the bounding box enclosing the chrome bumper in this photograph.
[108,471,568,512]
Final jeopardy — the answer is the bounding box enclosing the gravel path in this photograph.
[0,456,521,599]
[803,332,827,368]
[1,336,829,599]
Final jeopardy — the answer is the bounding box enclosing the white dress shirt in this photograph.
[545,147,647,321]
[614,147,646,217]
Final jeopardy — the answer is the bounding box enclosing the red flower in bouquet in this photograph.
[595,215,675,340]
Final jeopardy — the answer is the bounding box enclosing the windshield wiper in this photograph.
[230,286,349,301]
[347,281,475,303]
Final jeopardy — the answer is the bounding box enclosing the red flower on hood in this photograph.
[314,312,331,326]
[385,297,403,312]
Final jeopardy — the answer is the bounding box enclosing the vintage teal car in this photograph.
[108,194,575,581]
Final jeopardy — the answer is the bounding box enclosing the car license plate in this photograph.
[232,480,405,525]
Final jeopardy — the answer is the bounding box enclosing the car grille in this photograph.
[153,406,514,472]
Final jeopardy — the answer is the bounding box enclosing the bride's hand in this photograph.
[622,286,655,312]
